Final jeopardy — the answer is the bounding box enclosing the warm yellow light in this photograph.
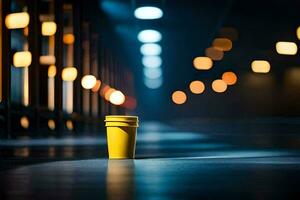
[205,47,224,61]
[5,12,30,29]
[212,38,232,51]
[222,71,237,85]
[66,120,74,131]
[91,80,101,93]
[63,34,75,44]
[193,57,213,70]
[189,80,205,94]
[40,55,56,65]
[48,119,56,130]
[20,116,30,129]
[275,41,297,55]
[297,27,300,40]
[13,51,32,67]
[62,67,77,81]
[48,65,57,78]
[172,91,187,105]
[251,60,271,73]
[212,79,227,93]
[81,75,97,89]
[109,90,125,105]
[104,88,116,101]
[41,21,57,36]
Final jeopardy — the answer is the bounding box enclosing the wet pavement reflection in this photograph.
[1,120,300,199]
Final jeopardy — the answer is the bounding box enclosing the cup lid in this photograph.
[105,115,139,123]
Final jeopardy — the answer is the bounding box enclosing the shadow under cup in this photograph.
[105,116,139,159]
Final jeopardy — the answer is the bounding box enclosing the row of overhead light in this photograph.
[5,12,127,107]
[172,71,237,105]
[172,29,237,105]
[172,24,300,105]
[53,66,126,106]
[248,28,300,73]
[134,6,164,89]
[251,40,298,73]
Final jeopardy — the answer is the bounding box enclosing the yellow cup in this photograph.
[105,115,139,159]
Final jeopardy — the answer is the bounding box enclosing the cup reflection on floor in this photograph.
[106,160,135,200]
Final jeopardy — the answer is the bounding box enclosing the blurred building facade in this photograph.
[0,0,136,138]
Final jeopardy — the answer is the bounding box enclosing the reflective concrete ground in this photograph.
[1,119,300,199]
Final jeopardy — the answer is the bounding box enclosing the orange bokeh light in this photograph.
[212,38,232,51]
[193,57,213,70]
[172,91,187,105]
[63,33,75,44]
[212,79,227,93]
[189,81,205,94]
[222,71,237,85]
[104,87,116,101]
[205,47,224,61]
[91,80,101,93]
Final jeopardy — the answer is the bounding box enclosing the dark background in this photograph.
[100,0,300,120]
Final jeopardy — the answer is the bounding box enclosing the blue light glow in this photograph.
[143,67,162,79]
[143,77,163,89]
[142,56,162,68]
[138,30,162,43]
[134,6,163,20]
[140,43,162,56]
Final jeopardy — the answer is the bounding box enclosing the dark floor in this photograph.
[1,119,300,199]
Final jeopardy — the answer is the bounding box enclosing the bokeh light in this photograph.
[205,47,224,61]
[41,21,57,36]
[212,38,232,51]
[212,79,227,93]
[109,90,125,105]
[140,43,162,56]
[138,30,162,43]
[13,51,32,67]
[66,120,74,131]
[5,12,30,29]
[222,71,237,85]
[63,33,75,44]
[172,91,187,105]
[144,77,163,89]
[91,80,101,93]
[275,41,297,55]
[143,67,162,79]
[142,56,162,68]
[251,60,271,73]
[48,65,57,78]
[134,6,163,19]
[20,116,30,129]
[297,26,300,40]
[104,88,116,101]
[39,55,56,65]
[193,57,213,70]
[189,81,205,94]
[48,119,56,130]
[62,67,78,81]
[81,75,97,89]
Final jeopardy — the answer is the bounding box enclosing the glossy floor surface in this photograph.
[1,119,300,199]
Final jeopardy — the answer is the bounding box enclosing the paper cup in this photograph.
[105,115,138,159]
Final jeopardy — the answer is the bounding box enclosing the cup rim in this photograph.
[105,115,138,123]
